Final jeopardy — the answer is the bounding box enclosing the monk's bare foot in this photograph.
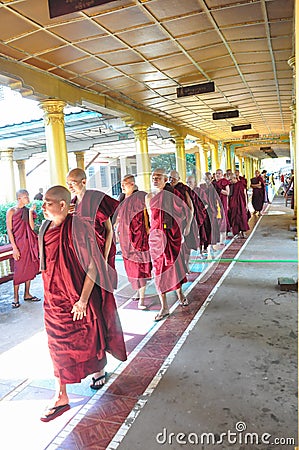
[90,369,107,390]
[138,300,147,310]
[154,309,170,322]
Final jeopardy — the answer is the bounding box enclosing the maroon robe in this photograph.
[149,185,188,294]
[73,190,119,288]
[172,182,199,250]
[39,215,126,385]
[213,178,230,232]
[117,190,152,290]
[229,181,250,235]
[12,207,39,285]
[250,176,265,212]
[199,183,220,246]
[192,187,208,246]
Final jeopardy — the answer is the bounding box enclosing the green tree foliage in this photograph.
[151,154,196,178]
[0,200,44,244]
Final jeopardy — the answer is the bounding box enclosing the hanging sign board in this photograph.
[48,0,118,18]
[231,124,251,132]
[177,82,215,98]
[212,110,239,120]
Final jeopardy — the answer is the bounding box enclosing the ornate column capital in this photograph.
[39,99,66,126]
[0,148,14,161]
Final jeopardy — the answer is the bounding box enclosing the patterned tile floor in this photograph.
[0,233,253,450]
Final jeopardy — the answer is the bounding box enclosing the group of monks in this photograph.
[5,165,254,422]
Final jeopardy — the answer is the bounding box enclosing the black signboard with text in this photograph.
[48,0,118,18]
[177,82,215,98]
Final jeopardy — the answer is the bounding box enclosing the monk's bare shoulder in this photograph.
[6,206,17,218]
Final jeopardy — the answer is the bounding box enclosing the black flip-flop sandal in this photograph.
[11,301,20,309]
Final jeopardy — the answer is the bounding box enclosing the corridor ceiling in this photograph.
[0,0,294,161]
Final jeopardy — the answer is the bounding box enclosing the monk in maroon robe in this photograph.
[116,175,152,309]
[198,173,221,253]
[168,170,197,267]
[229,174,250,237]
[146,169,189,322]
[213,168,230,244]
[6,189,40,308]
[250,170,265,215]
[186,175,208,253]
[66,168,119,289]
[39,186,126,422]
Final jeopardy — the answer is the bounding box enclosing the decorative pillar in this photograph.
[131,124,151,192]
[16,159,26,189]
[288,54,297,220]
[225,145,232,172]
[199,143,209,173]
[210,143,219,173]
[194,148,201,183]
[119,156,127,179]
[74,151,85,170]
[238,155,244,175]
[39,99,69,185]
[1,148,16,202]
[244,157,251,184]
[170,132,187,182]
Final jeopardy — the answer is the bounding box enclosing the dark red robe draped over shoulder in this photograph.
[149,185,188,294]
[117,190,152,290]
[12,207,39,285]
[213,178,230,232]
[199,183,221,246]
[39,215,126,385]
[73,190,119,288]
[228,181,250,235]
[173,182,199,250]
[250,176,265,212]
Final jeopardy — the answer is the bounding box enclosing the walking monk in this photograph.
[66,168,119,289]
[116,175,152,310]
[146,169,189,322]
[39,186,126,422]
[228,173,250,238]
[6,189,40,308]
[250,170,265,216]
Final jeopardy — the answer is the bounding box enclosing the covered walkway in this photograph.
[0,196,297,449]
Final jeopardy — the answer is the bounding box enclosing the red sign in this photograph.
[242,134,260,139]
[48,0,117,18]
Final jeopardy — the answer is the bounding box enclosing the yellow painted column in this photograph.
[288,54,297,220]
[1,148,16,202]
[39,99,69,186]
[210,143,219,173]
[132,124,151,192]
[231,147,236,172]
[16,159,26,189]
[74,151,85,170]
[194,148,201,183]
[119,156,127,179]
[201,143,209,173]
[244,157,251,183]
[238,155,244,175]
[225,145,232,172]
[171,132,187,182]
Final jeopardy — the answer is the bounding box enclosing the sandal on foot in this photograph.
[40,404,70,422]
[90,372,108,390]
[179,297,189,306]
[154,312,170,322]
[11,301,20,309]
[24,296,41,302]
[138,302,147,310]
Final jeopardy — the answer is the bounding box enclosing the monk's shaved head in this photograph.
[16,189,29,199]
[67,168,86,180]
[46,185,71,205]
[122,174,135,183]
[169,170,180,180]
[152,168,168,178]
